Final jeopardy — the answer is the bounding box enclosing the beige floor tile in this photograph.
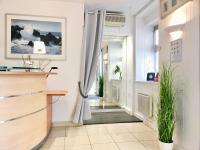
[66,145,92,150]
[49,127,66,138]
[106,125,129,134]
[117,142,147,150]
[86,125,108,135]
[40,123,159,150]
[43,137,65,147]
[40,147,65,150]
[67,126,87,136]
[89,135,113,144]
[140,141,160,150]
[132,132,157,141]
[103,123,123,128]
[126,123,153,133]
[111,133,138,143]
[112,123,131,128]
[92,143,119,150]
[65,136,90,145]
[85,124,105,128]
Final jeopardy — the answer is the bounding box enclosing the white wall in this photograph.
[0,0,84,122]
[159,1,200,149]
[134,1,200,149]
[126,36,134,113]
[134,0,159,125]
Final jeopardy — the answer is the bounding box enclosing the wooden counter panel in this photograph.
[0,72,59,149]
[0,109,47,150]
[0,93,46,120]
[0,75,46,96]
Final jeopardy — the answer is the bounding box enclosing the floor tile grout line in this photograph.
[42,123,158,150]
[105,123,156,150]
[108,131,120,150]
[85,125,94,150]
[64,126,67,150]
[108,130,149,150]
[87,124,121,150]
[138,140,158,150]
[129,127,159,150]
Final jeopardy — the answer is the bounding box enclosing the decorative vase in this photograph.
[159,141,173,150]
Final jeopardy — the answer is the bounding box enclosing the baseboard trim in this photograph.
[134,112,156,130]
[122,106,133,115]
[52,121,81,127]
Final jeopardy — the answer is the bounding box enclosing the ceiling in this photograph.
[85,0,150,14]
[53,0,151,14]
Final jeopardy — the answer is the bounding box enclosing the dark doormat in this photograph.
[83,112,142,125]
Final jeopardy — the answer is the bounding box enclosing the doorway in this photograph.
[88,36,127,112]
[85,36,142,124]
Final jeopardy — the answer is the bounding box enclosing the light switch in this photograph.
[170,39,182,63]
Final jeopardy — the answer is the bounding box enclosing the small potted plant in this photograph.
[114,65,122,80]
[98,75,104,101]
[157,65,175,150]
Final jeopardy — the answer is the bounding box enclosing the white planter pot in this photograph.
[159,141,173,150]
[99,97,103,102]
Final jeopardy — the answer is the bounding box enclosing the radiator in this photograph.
[138,93,152,118]
[111,85,119,102]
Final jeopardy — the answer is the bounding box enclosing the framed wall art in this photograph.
[160,0,193,19]
[6,14,66,60]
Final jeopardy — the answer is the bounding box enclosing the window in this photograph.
[154,25,159,73]
[135,19,159,81]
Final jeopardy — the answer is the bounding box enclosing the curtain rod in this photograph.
[87,11,124,15]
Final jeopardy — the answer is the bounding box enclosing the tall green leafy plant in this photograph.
[98,75,104,97]
[158,65,175,143]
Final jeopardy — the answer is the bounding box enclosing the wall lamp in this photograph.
[165,23,185,41]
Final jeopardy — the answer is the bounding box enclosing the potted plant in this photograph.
[157,65,175,150]
[114,65,122,80]
[98,75,104,100]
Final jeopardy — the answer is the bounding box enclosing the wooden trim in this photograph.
[47,96,52,133]
[45,90,67,132]
[45,90,68,96]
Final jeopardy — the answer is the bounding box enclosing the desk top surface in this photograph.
[0,71,57,76]
[45,90,68,96]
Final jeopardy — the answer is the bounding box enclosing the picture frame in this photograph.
[160,0,193,19]
[146,72,156,81]
[6,14,66,60]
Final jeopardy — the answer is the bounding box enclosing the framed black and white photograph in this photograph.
[6,14,66,60]
[160,0,192,19]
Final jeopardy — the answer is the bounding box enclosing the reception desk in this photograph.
[0,72,67,150]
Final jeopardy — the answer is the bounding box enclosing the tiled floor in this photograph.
[39,123,159,150]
